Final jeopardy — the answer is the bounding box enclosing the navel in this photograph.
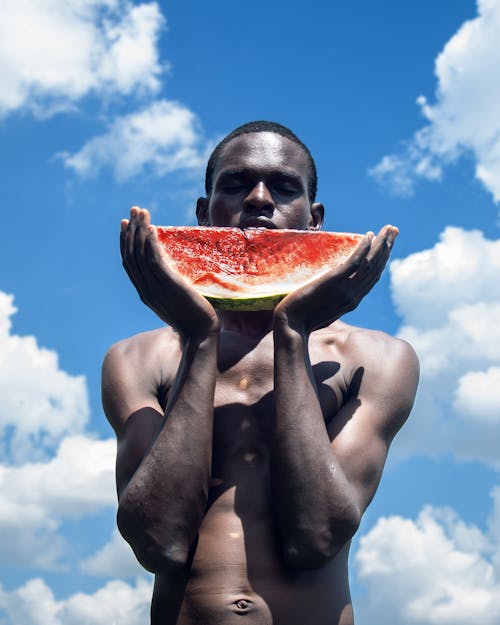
[232,598,253,614]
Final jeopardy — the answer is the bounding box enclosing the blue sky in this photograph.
[1,1,500,623]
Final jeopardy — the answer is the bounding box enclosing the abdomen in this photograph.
[176,484,353,625]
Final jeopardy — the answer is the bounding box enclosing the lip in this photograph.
[239,217,277,229]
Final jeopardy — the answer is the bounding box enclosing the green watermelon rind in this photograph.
[204,292,287,311]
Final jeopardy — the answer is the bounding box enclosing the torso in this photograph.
[149,323,361,625]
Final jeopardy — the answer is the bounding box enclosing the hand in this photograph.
[273,225,398,336]
[120,207,220,339]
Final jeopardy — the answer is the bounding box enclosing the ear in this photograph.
[196,197,210,226]
[308,202,324,231]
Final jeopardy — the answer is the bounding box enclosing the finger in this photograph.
[354,225,398,280]
[341,226,397,298]
[126,206,149,267]
[349,247,390,291]
[134,208,151,262]
[369,225,398,259]
[120,219,129,260]
[122,208,149,289]
[379,224,399,242]
[126,206,141,258]
[337,232,374,278]
[350,240,394,295]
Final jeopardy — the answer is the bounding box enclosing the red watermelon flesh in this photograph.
[157,227,363,311]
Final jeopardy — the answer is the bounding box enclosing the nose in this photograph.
[243,181,274,214]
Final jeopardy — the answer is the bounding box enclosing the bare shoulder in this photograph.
[102,327,182,433]
[103,326,181,370]
[316,320,418,377]
[316,321,419,431]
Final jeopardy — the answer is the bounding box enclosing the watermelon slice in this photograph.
[157,227,363,311]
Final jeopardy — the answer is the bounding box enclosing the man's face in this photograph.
[197,132,323,230]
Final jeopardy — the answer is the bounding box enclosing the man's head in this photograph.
[197,121,324,231]
[205,121,318,202]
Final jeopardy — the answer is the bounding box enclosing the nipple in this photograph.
[240,418,251,431]
[239,377,249,390]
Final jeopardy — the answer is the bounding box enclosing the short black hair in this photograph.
[204,120,318,201]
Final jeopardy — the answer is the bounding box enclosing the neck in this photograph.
[219,309,274,338]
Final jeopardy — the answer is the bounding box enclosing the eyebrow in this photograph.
[216,168,304,184]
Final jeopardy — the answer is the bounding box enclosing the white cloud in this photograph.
[0,292,89,463]
[80,528,144,578]
[0,0,164,118]
[355,500,500,625]
[0,435,116,570]
[62,99,210,179]
[389,228,500,466]
[391,227,500,329]
[454,366,500,423]
[0,435,116,518]
[369,147,444,198]
[0,577,153,625]
[370,0,500,201]
[0,290,116,571]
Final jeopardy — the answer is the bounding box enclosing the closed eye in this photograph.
[222,183,246,193]
[274,184,298,195]
[271,173,303,196]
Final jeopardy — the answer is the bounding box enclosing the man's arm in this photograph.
[271,327,418,568]
[103,208,220,576]
[270,226,419,568]
[103,331,217,575]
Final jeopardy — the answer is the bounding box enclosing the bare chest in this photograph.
[210,333,347,476]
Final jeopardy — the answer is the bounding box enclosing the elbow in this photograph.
[116,504,192,575]
[281,510,361,570]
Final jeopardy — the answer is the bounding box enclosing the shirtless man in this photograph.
[102,121,419,625]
